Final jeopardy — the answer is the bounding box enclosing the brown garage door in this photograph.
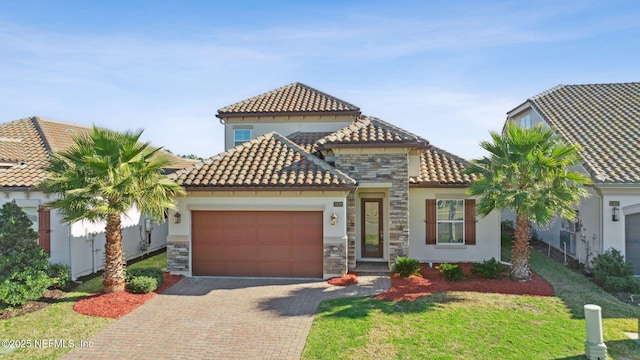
[192,211,323,278]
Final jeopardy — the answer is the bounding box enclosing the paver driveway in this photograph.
[62,276,390,360]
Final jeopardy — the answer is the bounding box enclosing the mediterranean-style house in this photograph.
[505,83,640,274]
[167,83,501,278]
[0,116,194,279]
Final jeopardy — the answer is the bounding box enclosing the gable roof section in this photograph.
[172,132,356,190]
[217,82,361,118]
[410,146,477,186]
[286,131,333,154]
[526,83,640,184]
[0,117,195,189]
[316,116,429,149]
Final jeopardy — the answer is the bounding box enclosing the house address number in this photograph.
[333,201,344,207]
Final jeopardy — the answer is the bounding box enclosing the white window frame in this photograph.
[233,129,252,146]
[436,199,464,244]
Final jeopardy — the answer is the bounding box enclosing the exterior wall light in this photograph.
[330,212,338,226]
[174,211,182,224]
[612,207,619,222]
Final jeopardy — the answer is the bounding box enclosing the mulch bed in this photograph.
[375,263,555,301]
[72,272,184,319]
[327,273,358,286]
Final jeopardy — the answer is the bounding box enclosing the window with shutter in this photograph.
[425,198,476,246]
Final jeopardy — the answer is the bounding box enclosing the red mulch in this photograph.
[73,272,184,319]
[375,263,554,301]
[327,273,358,286]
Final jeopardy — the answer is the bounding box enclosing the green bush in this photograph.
[592,248,639,293]
[49,263,71,290]
[593,248,633,282]
[392,257,421,278]
[471,258,503,279]
[126,267,164,285]
[437,263,464,282]
[126,276,158,294]
[0,247,52,307]
[0,201,52,308]
[600,276,640,293]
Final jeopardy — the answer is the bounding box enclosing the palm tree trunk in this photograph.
[103,212,126,293]
[510,214,531,281]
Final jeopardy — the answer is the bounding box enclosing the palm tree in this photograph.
[41,126,185,293]
[465,123,591,281]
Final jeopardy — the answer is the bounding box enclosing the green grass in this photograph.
[303,247,640,360]
[0,251,167,359]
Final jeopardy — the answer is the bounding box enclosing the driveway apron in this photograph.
[62,276,390,360]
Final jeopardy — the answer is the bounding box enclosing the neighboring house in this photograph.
[0,116,194,279]
[505,83,640,274]
[168,83,500,279]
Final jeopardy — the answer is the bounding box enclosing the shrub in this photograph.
[471,258,503,279]
[0,201,52,308]
[126,267,164,285]
[49,263,72,290]
[0,247,52,307]
[392,257,421,278]
[126,276,158,294]
[592,248,633,283]
[599,276,640,293]
[437,263,464,282]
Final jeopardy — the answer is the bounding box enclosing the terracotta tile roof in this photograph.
[217,82,361,117]
[316,116,429,149]
[526,83,640,183]
[172,132,356,190]
[0,117,195,188]
[286,131,333,153]
[410,146,477,185]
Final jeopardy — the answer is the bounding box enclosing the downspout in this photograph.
[68,225,75,281]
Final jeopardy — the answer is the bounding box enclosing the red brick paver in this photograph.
[62,276,390,360]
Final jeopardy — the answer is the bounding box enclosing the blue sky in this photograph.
[1,1,639,159]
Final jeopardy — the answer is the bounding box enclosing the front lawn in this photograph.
[303,250,640,359]
[0,251,167,359]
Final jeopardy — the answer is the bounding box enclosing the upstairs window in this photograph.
[234,129,252,146]
[519,114,531,128]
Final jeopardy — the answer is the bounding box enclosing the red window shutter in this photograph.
[425,199,436,244]
[38,206,51,255]
[464,199,476,245]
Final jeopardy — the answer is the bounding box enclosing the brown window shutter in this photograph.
[38,206,51,255]
[425,199,436,244]
[464,199,476,245]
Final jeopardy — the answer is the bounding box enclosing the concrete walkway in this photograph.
[62,276,390,360]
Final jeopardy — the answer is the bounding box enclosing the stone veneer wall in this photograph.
[335,152,409,268]
[323,242,347,276]
[167,238,189,273]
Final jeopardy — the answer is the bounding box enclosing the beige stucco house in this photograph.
[0,116,194,279]
[167,83,500,279]
[505,83,640,274]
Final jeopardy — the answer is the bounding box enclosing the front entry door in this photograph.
[361,199,383,258]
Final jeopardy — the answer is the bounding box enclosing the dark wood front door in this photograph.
[361,199,383,258]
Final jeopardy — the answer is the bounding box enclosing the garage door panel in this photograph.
[256,212,290,225]
[258,262,291,277]
[258,245,290,262]
[224,228,257,244]
[260,227,292,244]
[191,210,323,278]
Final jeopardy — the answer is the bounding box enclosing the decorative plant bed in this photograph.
[375,262,554,301]
[327,273,358,286]
[73,272,184,318]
